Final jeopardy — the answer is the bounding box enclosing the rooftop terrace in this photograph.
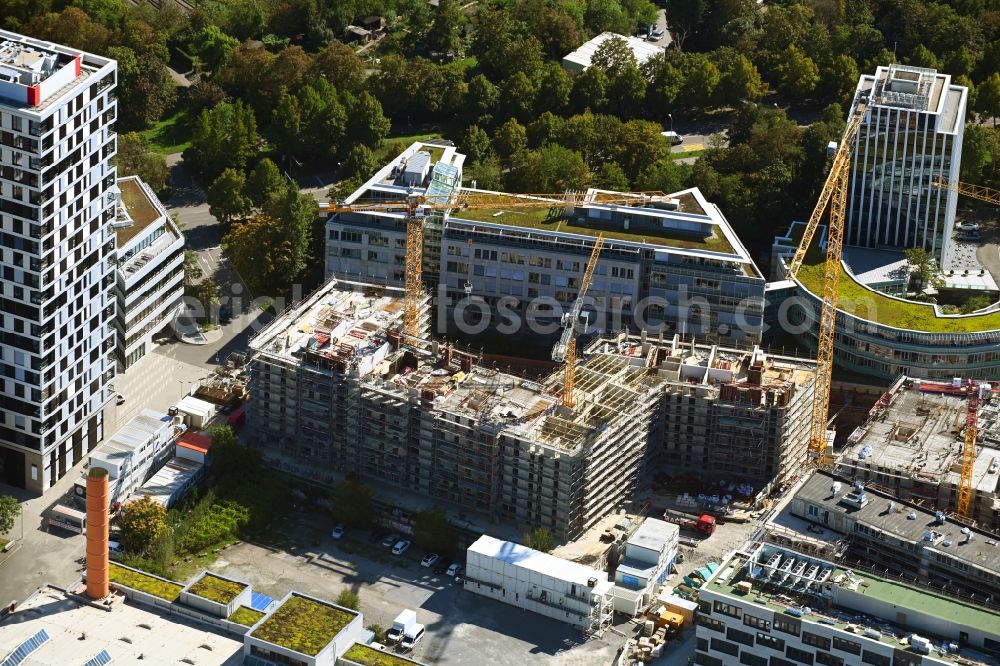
[342,644,427,666]
[707,544,1000,665]
[116,177,168,245]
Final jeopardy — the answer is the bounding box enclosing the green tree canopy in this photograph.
[120,495,168,554]
[114,133,168,195]
[185,101,259,185]
[0,495,17,535]
[207,168,250,225]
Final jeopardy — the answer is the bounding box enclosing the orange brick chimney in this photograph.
[85,467,110,599]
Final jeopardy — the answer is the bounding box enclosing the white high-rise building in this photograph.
[846,64,967,263]
[0,31,118,493]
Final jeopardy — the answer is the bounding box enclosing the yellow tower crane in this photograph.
[959,381,980,518]
[786,91,1000,468]
[326,190,672,404]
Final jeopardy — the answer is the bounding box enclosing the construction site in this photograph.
[247,277,816,542]
[836,376,1000,530]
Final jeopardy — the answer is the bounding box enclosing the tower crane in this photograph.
[959,381,980,518]
[551,234,605,409]
[325,189,672,404]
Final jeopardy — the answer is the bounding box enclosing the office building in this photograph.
[832,376,1000,529]
[113,176,184,369]
[325,142,766,347]
[846,64,967,263]
[696,541,1000,666]
[248,277,815,541]
[789,470,1000,603]
[464,534,615,636]
[0,31,118,493]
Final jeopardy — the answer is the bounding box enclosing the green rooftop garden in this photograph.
[796,245,1000,333]
[229,606,265,627]
[342,644,424,666]
[251,594,356,656]
[109,562,183,602]
[451,206,736,254]
[188,573,246,605]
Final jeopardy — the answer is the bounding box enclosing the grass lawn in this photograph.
[141,108,194,155]
[343,644,424,666]
[229,606,265,627]
[109,562,183,601]
[797,248,1000,333]
[669,150,703,160]
[251,594,356,656]
[188,573,246,604]
[0,538,8,550]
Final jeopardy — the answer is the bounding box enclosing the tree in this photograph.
[346,92,390,149]
[571,66,609,112]
[189,25,240,75]
[120,495,168,554]
[183,250,202,286]
[114,133,168,194]
[185,101,260,185]
[536,62,573,115]
[977,72,1000,126]
[499,71,537,121]
[636,158,688,193]
[336,589,361,611]
[23,8,110,52]
[72,0,128,27]
[665,0,707,50]
[223,214,297,293]
[209,425,262,484]
[246,159,285,209]
[465,74,499,122]
[262,180,318,280]
[905,247,939,291]
[960,125,991,184]
[522,527,555,553]
[413,507,457,556]
[186,81,228,114]
[714,50,763,106]
[461,125,492,164]
[310,42,365,94]
[427,0,464,55]
[331,480,375,528]
[773,45,819,99]
[105,45,176,131]
[0,495,17,535]
[194,280,219,312]
[342,144,379,180]
[492,119,528,163]
[822,54,859,106]
[207,169,250,225]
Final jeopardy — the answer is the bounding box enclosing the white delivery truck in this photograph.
[387,609,425,649]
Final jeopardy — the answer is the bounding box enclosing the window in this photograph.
[861,651,890,666]
[741,654,768,666]
[727,628,754,647]
[802,633,830,651]
[713,601,742,618]
[711,638,740,657]
[698,600,712,615]
[756,633,784,652]
[816,654,843,666]
[785,646,814,665]
[832,637,861,655]
[807,505,820,517]
[892,654,922,666]
[773,617,800,637]
[744,614,771,631]
[694,653,723,666]
[770,659,796,666]
[700,617,725,633]
[342,231,362,243]
[697,638,708,652]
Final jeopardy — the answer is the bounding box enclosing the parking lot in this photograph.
[206,512,630,665]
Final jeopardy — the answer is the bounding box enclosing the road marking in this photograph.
[675,143,704,153]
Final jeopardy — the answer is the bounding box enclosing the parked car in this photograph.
[381,534,400,548]
[446,563,462,577]
[108,541,124,561]
[392,539,411,555]
[331,524,345,540]
[421,553,439,568]
[956,221,981,232]
[219,305,232,324]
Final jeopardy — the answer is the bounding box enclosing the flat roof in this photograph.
[132,456,203,506]
[562,32,662,70]
[116,177,168,246]
[343,643,428,666]
[627,517,678,552]
[177,431,211,454]
[90,409,172,465]
[0,586,243,665]
[468,534,614,593]
[796,470,1000,575]
[706,544,1000,665]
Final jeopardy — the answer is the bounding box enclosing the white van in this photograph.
[401,624,425,650]
[661,131,683,146]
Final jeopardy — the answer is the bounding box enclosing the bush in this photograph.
[178,500,249,553]
[336,588,361,611]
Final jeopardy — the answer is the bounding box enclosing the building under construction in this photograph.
[247,278,816,540]
[836,376,1000,530]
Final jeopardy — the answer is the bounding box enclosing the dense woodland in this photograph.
[3,0,999,285]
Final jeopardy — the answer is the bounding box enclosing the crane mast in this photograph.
[552,234,605,409]
[958,382,979,518]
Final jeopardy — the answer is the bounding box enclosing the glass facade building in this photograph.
[846,65,967,264]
